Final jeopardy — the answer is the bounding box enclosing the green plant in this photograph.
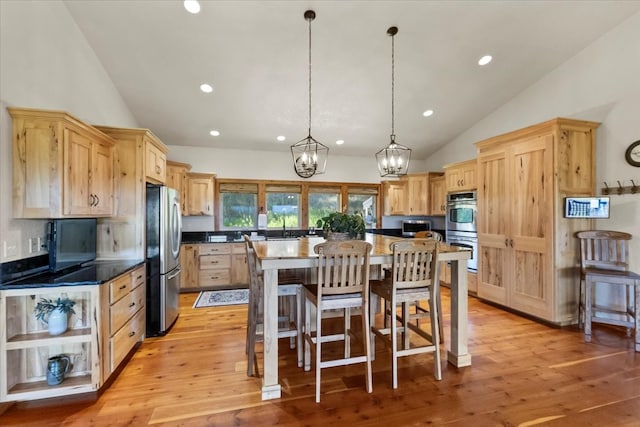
[316,211,366,238]
[33,296,76,323]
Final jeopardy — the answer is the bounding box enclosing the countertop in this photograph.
[0,259,145,289]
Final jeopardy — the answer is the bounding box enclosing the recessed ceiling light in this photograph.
[336,140,344,145]
[184,0,201,14]
[422,110,434,117]
[200,83,213,93]
[478,55,492,66]
[209,130,220,137]
[277,135,286,142]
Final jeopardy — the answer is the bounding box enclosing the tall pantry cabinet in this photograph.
[476,118,598,325]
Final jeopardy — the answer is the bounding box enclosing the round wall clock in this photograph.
[625,139,640,167]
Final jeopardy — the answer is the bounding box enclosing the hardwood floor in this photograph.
[2,289,639,426]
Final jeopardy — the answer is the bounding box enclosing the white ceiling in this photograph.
[64,1,640,160]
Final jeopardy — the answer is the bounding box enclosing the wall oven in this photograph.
[446,191,477,233]
[446,230,477,272]
[446,191,477,272]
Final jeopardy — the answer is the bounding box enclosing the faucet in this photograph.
[282,216,287,238]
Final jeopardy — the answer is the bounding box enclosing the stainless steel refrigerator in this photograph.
[146,185,181,336]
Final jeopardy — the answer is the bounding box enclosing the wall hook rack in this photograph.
[601,179,640,195]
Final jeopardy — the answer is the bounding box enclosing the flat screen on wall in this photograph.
[564,197,610,219]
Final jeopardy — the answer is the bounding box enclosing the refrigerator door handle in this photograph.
[170,199,181,260]
[167,266,181,281]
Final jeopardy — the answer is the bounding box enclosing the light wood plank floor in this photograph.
[2,289,639,426]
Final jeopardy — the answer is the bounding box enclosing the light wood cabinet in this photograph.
[407,174,429,215]
[180,243,249,291]
[9,108,115,218]
[180,244,199,290]
[476,118,598,324]
[144,136,167,185]
[0,285,100,402]
[187,173,215,216]
[444,159,477,193]
[382,180,407,215]
[429,175,447,215]
[99,265,146,378]
[166,161,192,216]
[94,126,169,260]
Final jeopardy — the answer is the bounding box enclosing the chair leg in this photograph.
[391,295,398,389]
[578,278,584,329]
[296,286,303,368]
[430,294,442,381]
[344,308,351,358]
[402,302,410,350]
[246,287,258,377]
[315,302,322,403]
[289,295,296,349]
[362,299,373,394]
[304,297,312,372]
[585,276,593,343]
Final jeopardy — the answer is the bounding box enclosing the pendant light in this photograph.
[376,26,411,177]
[291,10,329,178]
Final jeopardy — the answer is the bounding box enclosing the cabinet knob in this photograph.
[155,165,161,174]
[119,284,127,290]
[128,331,135,338]
[129,302,136,308]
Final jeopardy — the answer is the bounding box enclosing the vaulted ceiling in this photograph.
[65,1,640,160]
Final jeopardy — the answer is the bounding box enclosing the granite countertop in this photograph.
[0,259,145,289]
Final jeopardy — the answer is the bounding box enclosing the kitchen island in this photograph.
[253,233,472,400]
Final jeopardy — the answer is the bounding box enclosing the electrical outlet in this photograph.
[28,238,34,254]
[37,236,45,252]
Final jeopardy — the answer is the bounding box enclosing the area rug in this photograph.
[193,289,249,308]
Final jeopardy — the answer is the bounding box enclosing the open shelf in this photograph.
[7,327,92,348]
[7,374,94,401]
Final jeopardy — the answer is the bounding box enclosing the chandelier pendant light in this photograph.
[291,9,329,179]
[376,26,411,177]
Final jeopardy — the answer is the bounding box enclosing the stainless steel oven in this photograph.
[446,191,477,233]
[446,230,477,272]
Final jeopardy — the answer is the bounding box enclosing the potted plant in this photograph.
[316,211,366,240]
[34,295,76,336]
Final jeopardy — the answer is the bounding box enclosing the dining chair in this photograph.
[244,235,303,377]
[370,239,442,388]
[576,231,639,351]
[302,239,373,402]
[403,231,444,343]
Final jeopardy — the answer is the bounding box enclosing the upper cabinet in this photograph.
[187,173,215,216]
[10,108,115,218]
[144,136,167,185]
[166,161,191,216]
[382,180,407,215]
[444,159,477,193]
[429,175,447,216]
[383,172,444,216]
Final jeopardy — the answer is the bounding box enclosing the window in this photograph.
[308,187,340,229]
[219,183,258,229]
[266,184,300,229]
[347,188,377,228]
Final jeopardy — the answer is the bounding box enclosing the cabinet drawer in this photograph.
[231,243,245,254]
[200,254,231,269]
[199,244,231,255]
[131,265,146,289]
[109,274,132,304]
[199,269,230,286]
[110,308,145,371]
[110,284,145,334]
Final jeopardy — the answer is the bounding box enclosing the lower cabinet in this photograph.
[180,243,249,291]
[0,264,146,403]
[100,265,146,379]
[439,262,477,294]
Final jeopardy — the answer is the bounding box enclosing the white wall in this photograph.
[423,11,640,272]
[0,0,138,263]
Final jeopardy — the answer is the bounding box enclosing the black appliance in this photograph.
[48,218,97,273]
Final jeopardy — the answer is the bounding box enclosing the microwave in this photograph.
[402,220,431,237]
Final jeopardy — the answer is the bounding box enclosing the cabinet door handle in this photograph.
[94,194,100,206]
[505,238,509,247]
[156,165,161,174]
[89,194,95,206]
[128,331,135,338]
[510,239,514,247]
[119,284,127,290]
[129,302,136,308]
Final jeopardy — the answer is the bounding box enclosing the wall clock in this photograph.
[625,139,640,167]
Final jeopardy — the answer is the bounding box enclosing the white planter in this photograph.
[47,307,68,336]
